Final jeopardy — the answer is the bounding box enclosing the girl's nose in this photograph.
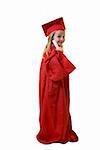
[60,38,64,42]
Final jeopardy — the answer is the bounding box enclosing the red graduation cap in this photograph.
[42,17,65,37]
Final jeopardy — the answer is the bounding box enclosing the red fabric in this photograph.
[36,45,78,144]
[42,17,65,36]
[47,24,65,36]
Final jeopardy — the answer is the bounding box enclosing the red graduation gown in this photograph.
[36,45,78,144]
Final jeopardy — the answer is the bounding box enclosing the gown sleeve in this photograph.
[44,49,76,81]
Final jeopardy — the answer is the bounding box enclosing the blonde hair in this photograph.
[43,31,55,56]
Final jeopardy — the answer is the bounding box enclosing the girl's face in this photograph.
[53,30,65,47]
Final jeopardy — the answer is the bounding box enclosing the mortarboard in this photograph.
[42,17,65,37]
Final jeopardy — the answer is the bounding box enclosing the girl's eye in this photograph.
[57,35,65,38]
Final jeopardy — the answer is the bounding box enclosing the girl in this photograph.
[36,17,78,144]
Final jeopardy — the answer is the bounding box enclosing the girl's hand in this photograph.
[52,40,63,52]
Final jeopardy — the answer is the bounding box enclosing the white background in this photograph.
[0,0,100,149]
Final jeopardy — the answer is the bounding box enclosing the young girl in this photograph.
[36,17,78,144]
